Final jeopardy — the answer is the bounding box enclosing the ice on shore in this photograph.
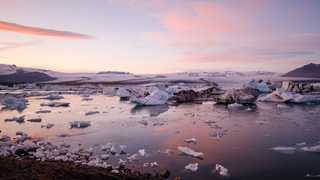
[178,146,204,159]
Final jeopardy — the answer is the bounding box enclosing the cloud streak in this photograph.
[0,20,93,40]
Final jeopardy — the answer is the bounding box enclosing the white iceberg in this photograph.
[131,89,171,106]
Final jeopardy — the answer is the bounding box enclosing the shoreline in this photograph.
[0,156,166,180]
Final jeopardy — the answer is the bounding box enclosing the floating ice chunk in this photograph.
[111,169,119,174]
[41,123,54,129]
[227,103,244,110]
[131,89,171,106]
[70,121,91,128]
[119,145,127,154]
[214,164,230,177]
[118,159,126,165]
[306,174,320,178]
[127,153,139,161]
[36,110,51,114]
[110,145,117,155]
[138,149,146,157]
[300,145,320,153]
[101,143,113,151]
[185,163,199,172]
[271,146,296,153]
[138,120,148,126]
[277,104,290,109]
[150,162,159,167]
[82,97,93,101]
[0,96,27,111]
[255,120,268,125]
[41,102,70,107]
[5,116,25,123]
[44,95,64,100]
[184,138,197,144]
[296,142,307,146]
[27,118,42,123]
[243,80,271,93]
[115,88,131,98]
[177,146,203,159]
[85,111,99,116]
[100,154,109,160]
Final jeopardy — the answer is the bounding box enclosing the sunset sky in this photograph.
[0,0,320,74]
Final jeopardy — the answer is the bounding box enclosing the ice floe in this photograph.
[214,164,230,177]
[0,96,27,111]
[184,163,199,172]
[184,138,197,144]
[41,102,70,107]
[177,146,204,159]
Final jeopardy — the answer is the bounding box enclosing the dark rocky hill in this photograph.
[283,63,320,78]
[0,69,56,85]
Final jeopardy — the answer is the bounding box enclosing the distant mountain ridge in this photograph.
[283,63,320,78]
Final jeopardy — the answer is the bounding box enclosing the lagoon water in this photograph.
[1,94,320,180]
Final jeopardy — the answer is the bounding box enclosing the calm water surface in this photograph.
[1,95,320,180]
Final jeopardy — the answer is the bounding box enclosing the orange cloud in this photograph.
[0,20,93,40]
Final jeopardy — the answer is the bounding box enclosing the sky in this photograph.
[0,0,320,74]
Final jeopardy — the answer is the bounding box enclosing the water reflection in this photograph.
[130,104,169,117]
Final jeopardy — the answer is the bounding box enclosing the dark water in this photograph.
[1,95,320,179]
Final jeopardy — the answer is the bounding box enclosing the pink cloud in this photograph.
[0,20,93,40]
[146,1,235,48]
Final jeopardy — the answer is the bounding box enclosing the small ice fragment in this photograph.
[27,118,42,123]
[184,138,197,144]
[227,103,243,109]
[70,121,91,128]
[41,123,54,129]
[127,153,138,161]
[111,169,119,174]
[255,120,268,125]
[185,163,199,172]
[85,111,99,116]
[138,149,146,156]
[100,154,109,160]
[5,116,25,123]
[296,142,307,146]
[45,95,64,100]
[214,164,230,177]
[118,159,126,165]
[36,110,51,114]
[150,162,159,167]
[177,146,203,159]
[300,145,320,153]
[41,102,70,107]
[271,146,296,153]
